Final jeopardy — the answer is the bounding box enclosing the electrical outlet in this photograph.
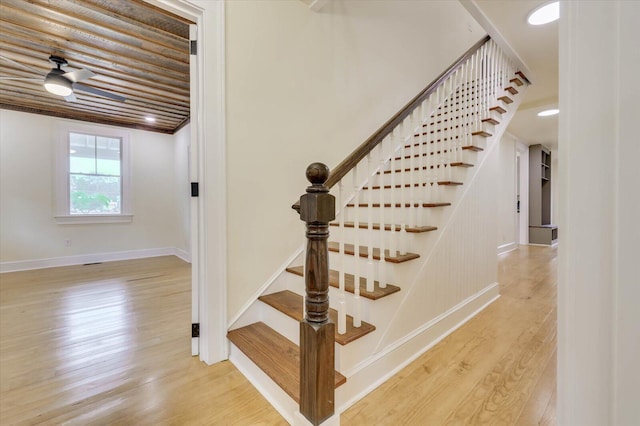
[65,239,72,247]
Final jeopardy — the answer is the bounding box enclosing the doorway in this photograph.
[147,0,228,365]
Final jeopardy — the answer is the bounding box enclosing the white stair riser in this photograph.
[328,227,437,252]
[356,182,467,204]
[342,204,448,226]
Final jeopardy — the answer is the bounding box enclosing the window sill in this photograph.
[55,214,133,225]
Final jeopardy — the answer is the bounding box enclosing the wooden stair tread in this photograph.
[346,202,451,208]
[364,182,458,190]
[328,242,419,263]
[382,163,462,176]
[227,322,346,403]
[461,145,484,152]
[437,181,463,186]
[471,130,492,137]
[505,86,519,95]
[286,266,401,300]
[498,95,514,104]
[451,162,474,167]
[510,77,524,86]
[516,71,528,82]
[330,222,437,233]
[481,117,500,125]
[490,106,507,114]
[258,290,376,345]
[401,137,463,150]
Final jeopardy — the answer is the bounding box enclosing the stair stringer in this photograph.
[333,85,526,413]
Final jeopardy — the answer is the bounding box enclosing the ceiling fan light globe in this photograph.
[44,72,73,97]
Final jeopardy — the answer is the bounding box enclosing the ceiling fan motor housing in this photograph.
[44,67,73,96]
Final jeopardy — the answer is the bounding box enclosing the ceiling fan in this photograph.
[0,55,126,102]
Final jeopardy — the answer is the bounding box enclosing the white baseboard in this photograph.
[0,247,190,273]
[497,242,518,255]
[174,247,191,263]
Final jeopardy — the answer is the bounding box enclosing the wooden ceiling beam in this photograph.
[0,0,191,133]
[0,45,190,101]
[1,103,176,133]
[32,0,189,53]
[0,82,188,122]
[0,5,189,76]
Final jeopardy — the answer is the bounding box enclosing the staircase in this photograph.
[227,36,528,424]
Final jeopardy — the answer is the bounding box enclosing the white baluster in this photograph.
[377,141,387,289]
[337,180,346,335]
[388,127,397,257]
[366,153,374,293]
[408,111,416,229]
[398,120,407,256]
[351,166,361,328]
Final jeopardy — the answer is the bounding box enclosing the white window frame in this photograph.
[55,122,132,224]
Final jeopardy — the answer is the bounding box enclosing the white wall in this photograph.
[0,110,188,270]
[516,142,530,245]
[559,1,640,425]
[174,123,191,257]
[497,132,518,252]
[216,0,486,321]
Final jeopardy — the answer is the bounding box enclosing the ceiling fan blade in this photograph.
[64,92,78,102]
[0,55,44,76]
[64,68,96,83]
[0,77,43,81]
[73,82,126,102]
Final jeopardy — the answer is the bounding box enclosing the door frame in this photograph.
[516,141,529,245]
[145,0,228,364]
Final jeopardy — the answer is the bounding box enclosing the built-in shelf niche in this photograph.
[529,144,557,244]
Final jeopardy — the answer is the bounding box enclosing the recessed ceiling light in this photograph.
[145,116,156,123]
[538,109,559,117]
[527,1,559,26]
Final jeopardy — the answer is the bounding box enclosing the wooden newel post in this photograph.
[292,162,336,425]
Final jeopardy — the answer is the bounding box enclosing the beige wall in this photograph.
[0,110,185,266]
[219,0,486,321]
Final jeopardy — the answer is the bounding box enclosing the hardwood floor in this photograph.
[0,256,286,425]
[0,245,556,425]
[342,245,557,425]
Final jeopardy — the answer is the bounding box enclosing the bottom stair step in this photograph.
[228,322,347,403]
[259,290,376,345]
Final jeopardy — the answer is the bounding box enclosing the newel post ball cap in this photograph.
[306,162,330,185]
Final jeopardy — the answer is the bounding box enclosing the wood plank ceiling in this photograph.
[0,0,192,134]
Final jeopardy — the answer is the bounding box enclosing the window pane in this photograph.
[96,136,121,176]
[69,174,121,214]
[69,133,96,174]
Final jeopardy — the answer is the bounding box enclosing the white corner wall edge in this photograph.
[0,247,190,273]
[458,0,534,82]
[336,283,500,413]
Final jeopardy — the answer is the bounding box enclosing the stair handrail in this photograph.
[324,34,491,189]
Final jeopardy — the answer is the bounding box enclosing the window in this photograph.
[56,123,131,224]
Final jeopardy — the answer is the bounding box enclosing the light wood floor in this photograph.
[0,245,556,425]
